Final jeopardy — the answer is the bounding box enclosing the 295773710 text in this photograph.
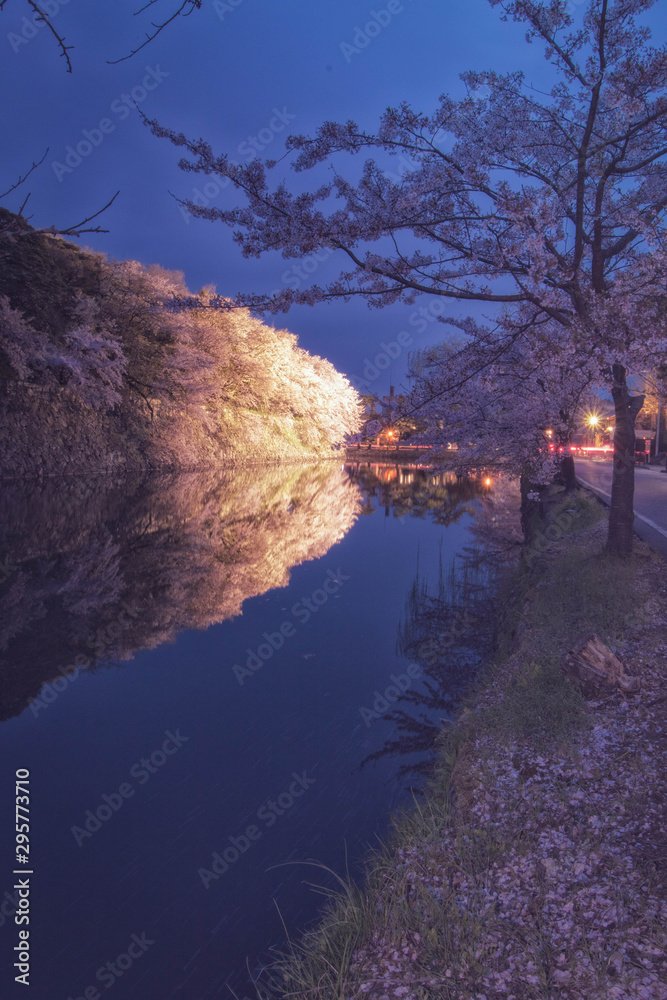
[13,768,32,986]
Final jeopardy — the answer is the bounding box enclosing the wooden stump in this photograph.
[560,633,640,697]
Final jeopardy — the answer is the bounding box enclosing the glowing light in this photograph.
[484,477,492,486]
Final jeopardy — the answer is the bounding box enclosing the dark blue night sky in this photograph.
[0,0,589,386]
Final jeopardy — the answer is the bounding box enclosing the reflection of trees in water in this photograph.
[344,462,483,526]
[0,463,361,720]
[464,475,524,561]
[363,547,496,778]
[364,478,521,778]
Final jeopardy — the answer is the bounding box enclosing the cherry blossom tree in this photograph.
[149,0,667,555]
[96,259,360,437]
[0,295,46,381]
[0,293,127,408]
[404,319,601,492]
[1,229,361,450]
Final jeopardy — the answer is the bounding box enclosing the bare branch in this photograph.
[0,191,120,241]
[25,0,73,72]
[107,0,202,65]
[55,190,121,236]
[0,148,49,200]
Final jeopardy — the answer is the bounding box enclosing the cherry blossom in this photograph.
[149,0,667,554]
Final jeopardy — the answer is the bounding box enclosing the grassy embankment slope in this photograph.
[266,488,667,1000]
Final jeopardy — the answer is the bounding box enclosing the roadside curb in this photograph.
[576,475,667,560]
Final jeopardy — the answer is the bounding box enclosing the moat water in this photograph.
[0,461,501,998]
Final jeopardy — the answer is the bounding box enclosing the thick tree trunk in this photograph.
[607,364,644,558]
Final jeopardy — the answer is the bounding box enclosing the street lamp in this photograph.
[587,413,599,447]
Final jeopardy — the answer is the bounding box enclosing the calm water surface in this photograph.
[0,461,494,999]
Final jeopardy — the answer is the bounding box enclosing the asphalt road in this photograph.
[575,457,667,559]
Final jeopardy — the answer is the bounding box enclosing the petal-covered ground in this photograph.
[349,516,667,1000]
[269,493,667,1000]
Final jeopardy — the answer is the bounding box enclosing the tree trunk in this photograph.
[520,472,541,547]
[560,454,577,492]
[607,364,644,558]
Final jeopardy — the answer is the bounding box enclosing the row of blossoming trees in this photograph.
[148,0,667,556]
[0,220,361,470]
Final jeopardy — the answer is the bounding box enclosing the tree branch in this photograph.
[24,0,73,72]
[107,0,201,65]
